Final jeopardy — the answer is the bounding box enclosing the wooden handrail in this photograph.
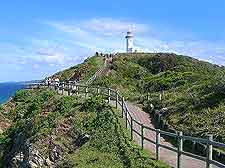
[27,82,225,168]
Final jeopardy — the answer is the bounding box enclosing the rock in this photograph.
[49,143,62,162]
[159,107,169,115]
[3,132,48,168]
[155,110,160,114]
[7,147,46,168]
[161,107,168,111]
[44,158,52,167]
[29,149,45,167]
[74,134,90,148]
[3,132,27,167]
[150,103,154,109]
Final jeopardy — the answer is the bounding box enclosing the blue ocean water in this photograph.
[0,82,25,104]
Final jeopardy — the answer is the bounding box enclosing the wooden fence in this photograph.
[27,82,225,168]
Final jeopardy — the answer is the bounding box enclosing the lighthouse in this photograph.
[125,31,134,53]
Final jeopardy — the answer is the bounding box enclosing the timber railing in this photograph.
[27,82,225,168]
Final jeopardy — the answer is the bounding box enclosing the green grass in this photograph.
[52,55,104,82]
[59,95,169,168]
[6,51,223,167]
[62,146,124,168]
[90,53,225,143]
[0,89,168,168]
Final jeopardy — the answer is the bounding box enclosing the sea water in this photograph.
[0,82,25,104]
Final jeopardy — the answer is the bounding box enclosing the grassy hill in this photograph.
[0,89,168,167]
[51,55,105,82]
[91,53,225,143]
[44,52,225,143]
[1,52,225,167]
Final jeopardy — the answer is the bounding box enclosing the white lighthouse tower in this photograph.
[125,31,134,53]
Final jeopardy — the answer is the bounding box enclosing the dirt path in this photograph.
[122,102,218,168]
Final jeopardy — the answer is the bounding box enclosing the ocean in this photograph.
[0,82,25,104]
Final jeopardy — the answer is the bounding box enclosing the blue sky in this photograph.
[1,0,225,82]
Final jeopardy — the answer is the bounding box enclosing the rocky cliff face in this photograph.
[3,132,63,168]
[2,117,91,168]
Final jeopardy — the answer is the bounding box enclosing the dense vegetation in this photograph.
[1,52,224,166]
[91,53,225,143]
[0,89,167,167]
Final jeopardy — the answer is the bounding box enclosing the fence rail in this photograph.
[26,82,225,168]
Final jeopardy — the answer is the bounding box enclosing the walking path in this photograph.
[55,56,220,168]
[122,102,216,168]
[53,85,219,168]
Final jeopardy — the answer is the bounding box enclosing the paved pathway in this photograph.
[120,102,218,168]
[59,88,217,168]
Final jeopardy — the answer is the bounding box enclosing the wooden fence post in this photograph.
[54,83,57,91]
[125,107,128,128]
[68,82,71,96]
[141,124,144,150]
[206,135,213,168]
[62,82,65,95]
[57,82,60,93]
[55,83,59,93]
[85,86,88,98]
[76,85,79,95]
[57,83,59,93]
[122,97,124,118]
[157,114,161,129]
[116,90,118,109]
[156,129,160,160]
[108,88,111,103]
[70,82,73,95]
[131,118,133,141]
[74,85,77,95]
[97,85,100,94]
[72,83,75,96]
[147,92,150,101]
[177,131,183,168]
[192,141,196,152]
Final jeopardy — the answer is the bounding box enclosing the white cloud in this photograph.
[45,18,150,53]
[1,17,225,82]
[82,18,148,36]
[45,17,225,66]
